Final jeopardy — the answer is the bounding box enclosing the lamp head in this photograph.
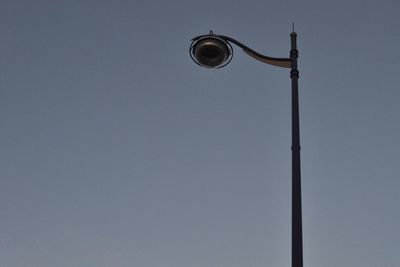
[190,33,233,68]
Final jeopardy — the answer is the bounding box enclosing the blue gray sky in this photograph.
[1,0,399,266]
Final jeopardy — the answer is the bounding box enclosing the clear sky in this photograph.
[1,0,399,266]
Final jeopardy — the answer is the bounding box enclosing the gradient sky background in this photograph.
[1,0,399,266]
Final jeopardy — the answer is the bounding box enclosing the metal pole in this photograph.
[290,31,303,267]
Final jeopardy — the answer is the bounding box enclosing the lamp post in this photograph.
[189,30,303,267]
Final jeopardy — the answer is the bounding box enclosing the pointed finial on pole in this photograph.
[292,22,295,33]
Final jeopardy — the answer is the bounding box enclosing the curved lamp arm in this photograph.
[192,34,291,69]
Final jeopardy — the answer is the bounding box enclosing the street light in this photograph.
[189,29,303,267]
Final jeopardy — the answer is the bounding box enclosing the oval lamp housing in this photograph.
[190,36,232,68]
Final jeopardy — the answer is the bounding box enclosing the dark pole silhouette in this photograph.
[290,31,303,267]
[189,29,303,267]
